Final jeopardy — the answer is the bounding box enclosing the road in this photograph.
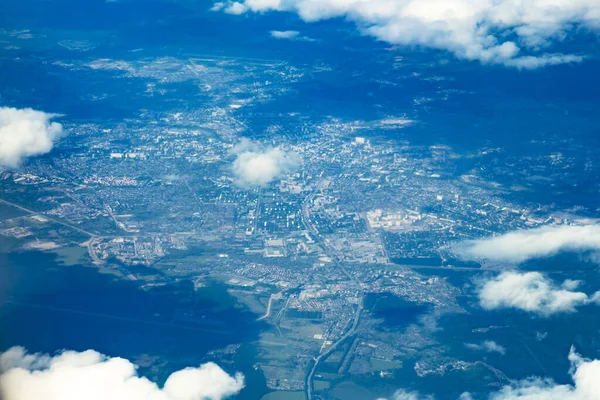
[87,237,104,264]
[0,198,97,237]
[301,189,364,400]
[257,292,280,321]
[253,189,262,235]
[301,191,361,286]
[391,263,485,272]
[274,294,292,336]
[105,205,137,233]
[0,197,205,265]
[306,299,362,400]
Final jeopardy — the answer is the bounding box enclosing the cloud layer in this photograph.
[214,0,600,67]
[0,347,244,400]
[231,140,299,187]
[490,347,600,400]
[0,107,65,169]
[478,271,600,316]
[457,225,600,264]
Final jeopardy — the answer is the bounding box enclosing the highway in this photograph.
[301,189,364,400]
[306,300,362,400]
[0,198,97,237]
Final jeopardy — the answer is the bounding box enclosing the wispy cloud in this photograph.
[456,225,600,264]
[270,30,316,41]
[465,340,506,355]
[270,30,300,39]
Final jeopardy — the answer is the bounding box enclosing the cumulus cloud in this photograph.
[457,225,600,264]
[465,340,506,355]
[0,346,244,400]
[491,347,600,400]
[212,0,599,67]
[230,139,299,187]
[477,271,600,317]
[0,107,65,169]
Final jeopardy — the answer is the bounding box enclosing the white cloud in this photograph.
[231,139,299,187]
[269,31,316,42]
[269,30,316,41]
[490,347,600,400]
[562,279,582,291]
[378,389,434,400]
[505,54,585,69]
[0,346,244,400]
[213,0,600,67]
[477,271,600,317]
[211,2,226,11]
[465,340,506,355]
[224,2,248,15]
[457,225,600,264]
[379,348,600,400]
[0,107,65,169]
[270,30,300,39]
